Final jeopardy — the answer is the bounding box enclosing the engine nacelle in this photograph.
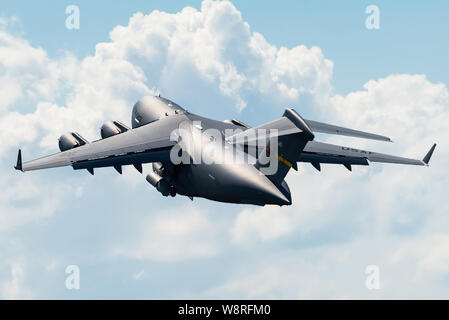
[223,119,251,128]
[152,161,175,177]
[100,121,129,139]
[152,162,164,176]
[146,171,175,197]
[58,132,87,152]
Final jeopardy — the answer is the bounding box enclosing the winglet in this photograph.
[422,143,436,166]
[14,149,23,172]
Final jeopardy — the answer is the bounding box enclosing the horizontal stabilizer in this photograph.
[226,110,390,145]
[304,119,392,142]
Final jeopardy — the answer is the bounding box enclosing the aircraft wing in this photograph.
[14,116,182,174]
[298,141,436,171]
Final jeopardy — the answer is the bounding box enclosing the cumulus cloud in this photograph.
[232,73,449,240]
[225,73,449,298]
[230,166,358,246]
[391,233,449,281]
[204,233,449,299]
[0,0,448,299]
[0,0,335,234]
[92,0,333,112]
[0,170,82,231]
[1,261,33,299]
[0,0,333,158]
[112,205,223,261]
[0,12,152,234]
[0,18,57,111]
[328,74,449,231]
[330,74,448,148]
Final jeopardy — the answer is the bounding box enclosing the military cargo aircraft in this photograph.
[14,95,436,206]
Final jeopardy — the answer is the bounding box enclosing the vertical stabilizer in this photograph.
[259,109,315,185]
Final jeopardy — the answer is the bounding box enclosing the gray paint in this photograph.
[14,95,436,206]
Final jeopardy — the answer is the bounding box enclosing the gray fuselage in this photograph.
[132,96,291,206]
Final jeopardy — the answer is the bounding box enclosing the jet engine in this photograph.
[146,162,176,197]
[100,121,129,139]
[58,132,88,152]
[146,171,174,197]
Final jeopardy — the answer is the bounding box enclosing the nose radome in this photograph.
[238,165,291,206]
[258,178,291,206]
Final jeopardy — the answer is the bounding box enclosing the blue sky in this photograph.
[3,0,448,95]
[0,0,448,299]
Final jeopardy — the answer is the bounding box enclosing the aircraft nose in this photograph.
[257,179,291,206]
[227,165,291,206]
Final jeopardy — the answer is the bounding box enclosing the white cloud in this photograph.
[329,74,448,147]
[112,205,222,261]
[328,74,449,232]
[230,167,367,246]
[325,76,446,204]
[0,20,64,113]
[0,0,332,159]
[132,269,145,280]
[0,0,448,299]
[391,233,449,281]
[204,233,449,299]
[0,173,73,231]
[95,0,333,110]
[231,206,294,244]
[1,261,33,299]
[0,0,336,237]
[227,73,449,298]
[232,73,449,242]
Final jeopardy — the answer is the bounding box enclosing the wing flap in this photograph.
[72,147,172,170]
[297,153,369,166]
